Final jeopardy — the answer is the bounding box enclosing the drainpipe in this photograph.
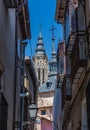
[20,41,27,130]
[13,9,18,130]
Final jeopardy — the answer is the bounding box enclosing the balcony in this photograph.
[70,34,87,83]
[66,33,77,55]
[5,0,17,8]
[62,75,71,109]
[57,74,64,88]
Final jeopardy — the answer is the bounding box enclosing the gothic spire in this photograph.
[35,25,46,55]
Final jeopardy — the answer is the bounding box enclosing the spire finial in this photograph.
[50,25,56,37]
[50,25,56,59]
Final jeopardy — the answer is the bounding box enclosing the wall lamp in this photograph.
[15,102,38,128]
[28,102,38,121]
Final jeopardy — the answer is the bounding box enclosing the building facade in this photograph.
[0,1,34,130]
[54,0,90,130]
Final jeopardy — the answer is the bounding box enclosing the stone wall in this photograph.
[0,1,16,130]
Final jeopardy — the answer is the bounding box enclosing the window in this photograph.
[42,69,44,83]
[41,110,46,115]
[38,69,40,80]
[59,56,64,75]
[71,7,77,33]
[77,3,86,31]
[79,36,86,59]
[37,63,39,66]
[46,82,52,89]
[66,76,71,96]
[66,55,71,75]
[0,93,8,130]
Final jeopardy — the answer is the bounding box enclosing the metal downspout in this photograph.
[13,10,18,130]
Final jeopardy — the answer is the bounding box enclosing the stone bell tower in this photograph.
[32,28,48,87]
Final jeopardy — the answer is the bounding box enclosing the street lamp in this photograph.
[19,102,38,127]
[28,102,38,121]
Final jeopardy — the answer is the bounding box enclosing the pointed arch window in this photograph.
[38,69,40,80]
[42,69,44,83]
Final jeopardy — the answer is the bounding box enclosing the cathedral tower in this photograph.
[32,28,48,86]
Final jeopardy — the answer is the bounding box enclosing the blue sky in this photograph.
[26,0,63,60]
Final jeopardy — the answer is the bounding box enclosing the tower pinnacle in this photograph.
[50,25,56,60]
[49,25,57,75]
[35,25,46,55]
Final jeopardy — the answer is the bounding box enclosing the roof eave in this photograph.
[55,0,66,24]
